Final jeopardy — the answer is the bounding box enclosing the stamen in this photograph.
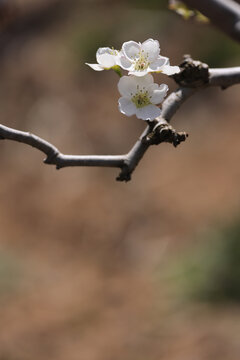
[131,90,151,108]
[110,47,118,56]
[133,50,150,71]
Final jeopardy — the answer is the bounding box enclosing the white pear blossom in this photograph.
[86,47,120,71]
[119,39,180,77]
[118,74,168,121]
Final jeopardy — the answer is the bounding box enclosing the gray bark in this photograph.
[0,65,239,181]
[183,0,240,42]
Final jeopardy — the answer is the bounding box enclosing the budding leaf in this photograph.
[169,1,209,23]
[195,10,209,24]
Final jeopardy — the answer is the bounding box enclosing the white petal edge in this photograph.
[118,97,136,117]
[147,83,159,92]
[119,56,133,70]
[141,39,160,62]
[161,65,180,75]
[122,41,140,60]
[117,76,137,97]
[136,105,161,121]
[132,74,154,88]
[97,53,116,68]
[148,56,169,71]
[96,47,112,60]
[85,63,104,71]
[128,69,149,77]
[151,85,169,105]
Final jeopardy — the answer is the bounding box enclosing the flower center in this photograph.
[131,90,151,108]
[109,47,118,56]
[134,51,150,71]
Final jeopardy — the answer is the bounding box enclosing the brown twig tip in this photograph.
[116,168,131,182]
[116,122,189,182]
[172,54,209,87]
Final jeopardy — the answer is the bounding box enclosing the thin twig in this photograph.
[0,65,239,181]
[0,124,126,169]
[209,67,240,88]
[161,87,196,121]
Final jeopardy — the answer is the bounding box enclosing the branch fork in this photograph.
[0,57,239,182]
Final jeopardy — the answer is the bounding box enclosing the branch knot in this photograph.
[43,150,59,164]
[143,122,188,147]
[172,55,209,87]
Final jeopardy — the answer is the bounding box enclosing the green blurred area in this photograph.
[69,1,240,69]
[164,219,240,304]
[0,250,24,300]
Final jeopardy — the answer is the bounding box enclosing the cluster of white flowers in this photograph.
[86,39,180,121]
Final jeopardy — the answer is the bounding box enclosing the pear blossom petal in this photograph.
[96,48,116,68]
[134,73,154,87]
[158,56,170,65]
[149,56,180,75]
[119,56,133,70]
[117,76,137,97]
[151,84,169,104]
[136,105,161,120]
[119,39,180,76]
[85,63,104,71]
[159,83,169,91]
[141,39,160,61]
[118,97,136,116]
[122,41,141,60]
[98,54,116,68]
[148,56,169,71]
[161,65,181,75]
[86,47,120,72]
[118,74,154,98]
[117,74,167,121]
[129,69,149,77]
[147,83,159,92]
[96,47,113,58]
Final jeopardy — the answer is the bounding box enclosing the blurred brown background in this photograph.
[0,0,240,359]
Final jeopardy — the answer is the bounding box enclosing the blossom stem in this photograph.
[112,65,122,77]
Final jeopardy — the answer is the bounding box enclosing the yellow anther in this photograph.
[131,90,151,108]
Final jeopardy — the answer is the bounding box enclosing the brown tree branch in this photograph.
[0,62,239,182]
[183,0,240,42]
[0,124,126,169]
